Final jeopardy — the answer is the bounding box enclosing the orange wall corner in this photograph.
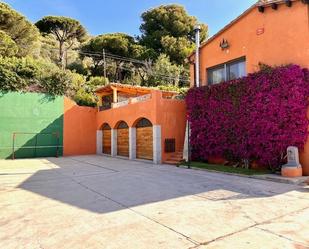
[63,97,97,156]
[157,99,187,162]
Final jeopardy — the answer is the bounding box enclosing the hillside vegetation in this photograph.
[0,2,207,106]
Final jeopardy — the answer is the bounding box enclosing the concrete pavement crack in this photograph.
[189,205,309,248]
[45,162,309,249]
[75,179,200,247]
[256,226,309,248]
[68,158,119,173]
[48,165,200,247]
[192,193,260,225]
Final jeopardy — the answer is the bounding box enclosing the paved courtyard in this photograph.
[0,155,308,249]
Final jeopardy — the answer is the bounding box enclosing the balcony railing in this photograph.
[98,104,111,112]
[98,93,152,111]
[130,94,151,104]
[112,100,129,108]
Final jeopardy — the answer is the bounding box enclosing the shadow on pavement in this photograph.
[16,156,306,214]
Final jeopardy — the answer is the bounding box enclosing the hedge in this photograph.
[186,65,309,169]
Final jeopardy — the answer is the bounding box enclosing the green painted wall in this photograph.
[0,92,63,159]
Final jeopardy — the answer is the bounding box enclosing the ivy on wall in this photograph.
[186,65,309,169]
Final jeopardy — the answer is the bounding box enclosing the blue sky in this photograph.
[3,0,257,37]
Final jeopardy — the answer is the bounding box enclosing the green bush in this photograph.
[0,66,26,91]
[0,56,84,96]
[157,84,188,99]
[0,31,18,57]
[67,60,90,76]
[74,88,97,107]
[71,76,108,107]
[42,69,72,96]
[0,56,38,91]
[86,76,108,90]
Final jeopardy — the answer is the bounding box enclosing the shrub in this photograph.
[42,69,73,96]
[0,30,18,57]
[74,88,97,107]
[186,65,309,169]
[0,56,86,97]
[70,76,108,107]
[0,56,39,91]
[86,76,108,91]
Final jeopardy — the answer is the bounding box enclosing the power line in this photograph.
[76,50,190,81]
[47,47,190,82]
[116,64,190,83]
[117,64,188,81]
[104,52,147,64]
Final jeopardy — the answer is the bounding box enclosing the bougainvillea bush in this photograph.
[186,65,309,169]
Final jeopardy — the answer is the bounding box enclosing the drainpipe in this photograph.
[194,25,201,88]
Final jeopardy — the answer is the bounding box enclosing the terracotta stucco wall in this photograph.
[156,98,187,162]
[96,90,187,162]
[63,97,97,156]
[96,91,158,129]
[190,1,309,86]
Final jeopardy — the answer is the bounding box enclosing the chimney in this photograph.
[194,25,201,87]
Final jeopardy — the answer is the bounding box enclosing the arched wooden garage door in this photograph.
[117,121,129,157]
[136,118,153,160]
[102,123,111,154]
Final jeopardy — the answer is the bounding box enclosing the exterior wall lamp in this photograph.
[220,39,229,50]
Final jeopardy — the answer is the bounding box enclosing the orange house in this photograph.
[189,0,309,175]
[95,83,186,164]
[189,0,309,87]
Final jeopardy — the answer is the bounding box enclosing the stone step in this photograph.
[167,152,183,157]
[167,155,182,158]
[174,151,183,155]
[164,151,183,165]
[167,156,183,161]
[164,160,181,165]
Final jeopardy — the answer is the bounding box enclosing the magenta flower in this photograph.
[186,65,309,168]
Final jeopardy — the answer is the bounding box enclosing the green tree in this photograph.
[146,54,188,87]
[81,33,153,59]
[0,30,18,56]
[80,33,153,80]
[0,3,40,57]
[39,34,59,62]
[139,4,208,64]
[160,36,194,65]
[67,59,90,76]
[82,33,134,57]
[35,16,88,68]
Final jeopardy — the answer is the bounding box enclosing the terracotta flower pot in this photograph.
[251,160,268,170]
[208,156,226,165]
[282,167,303,178]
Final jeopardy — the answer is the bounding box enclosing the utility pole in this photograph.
[103,49,107,78]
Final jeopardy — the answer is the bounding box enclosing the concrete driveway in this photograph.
[0,155,308,249]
